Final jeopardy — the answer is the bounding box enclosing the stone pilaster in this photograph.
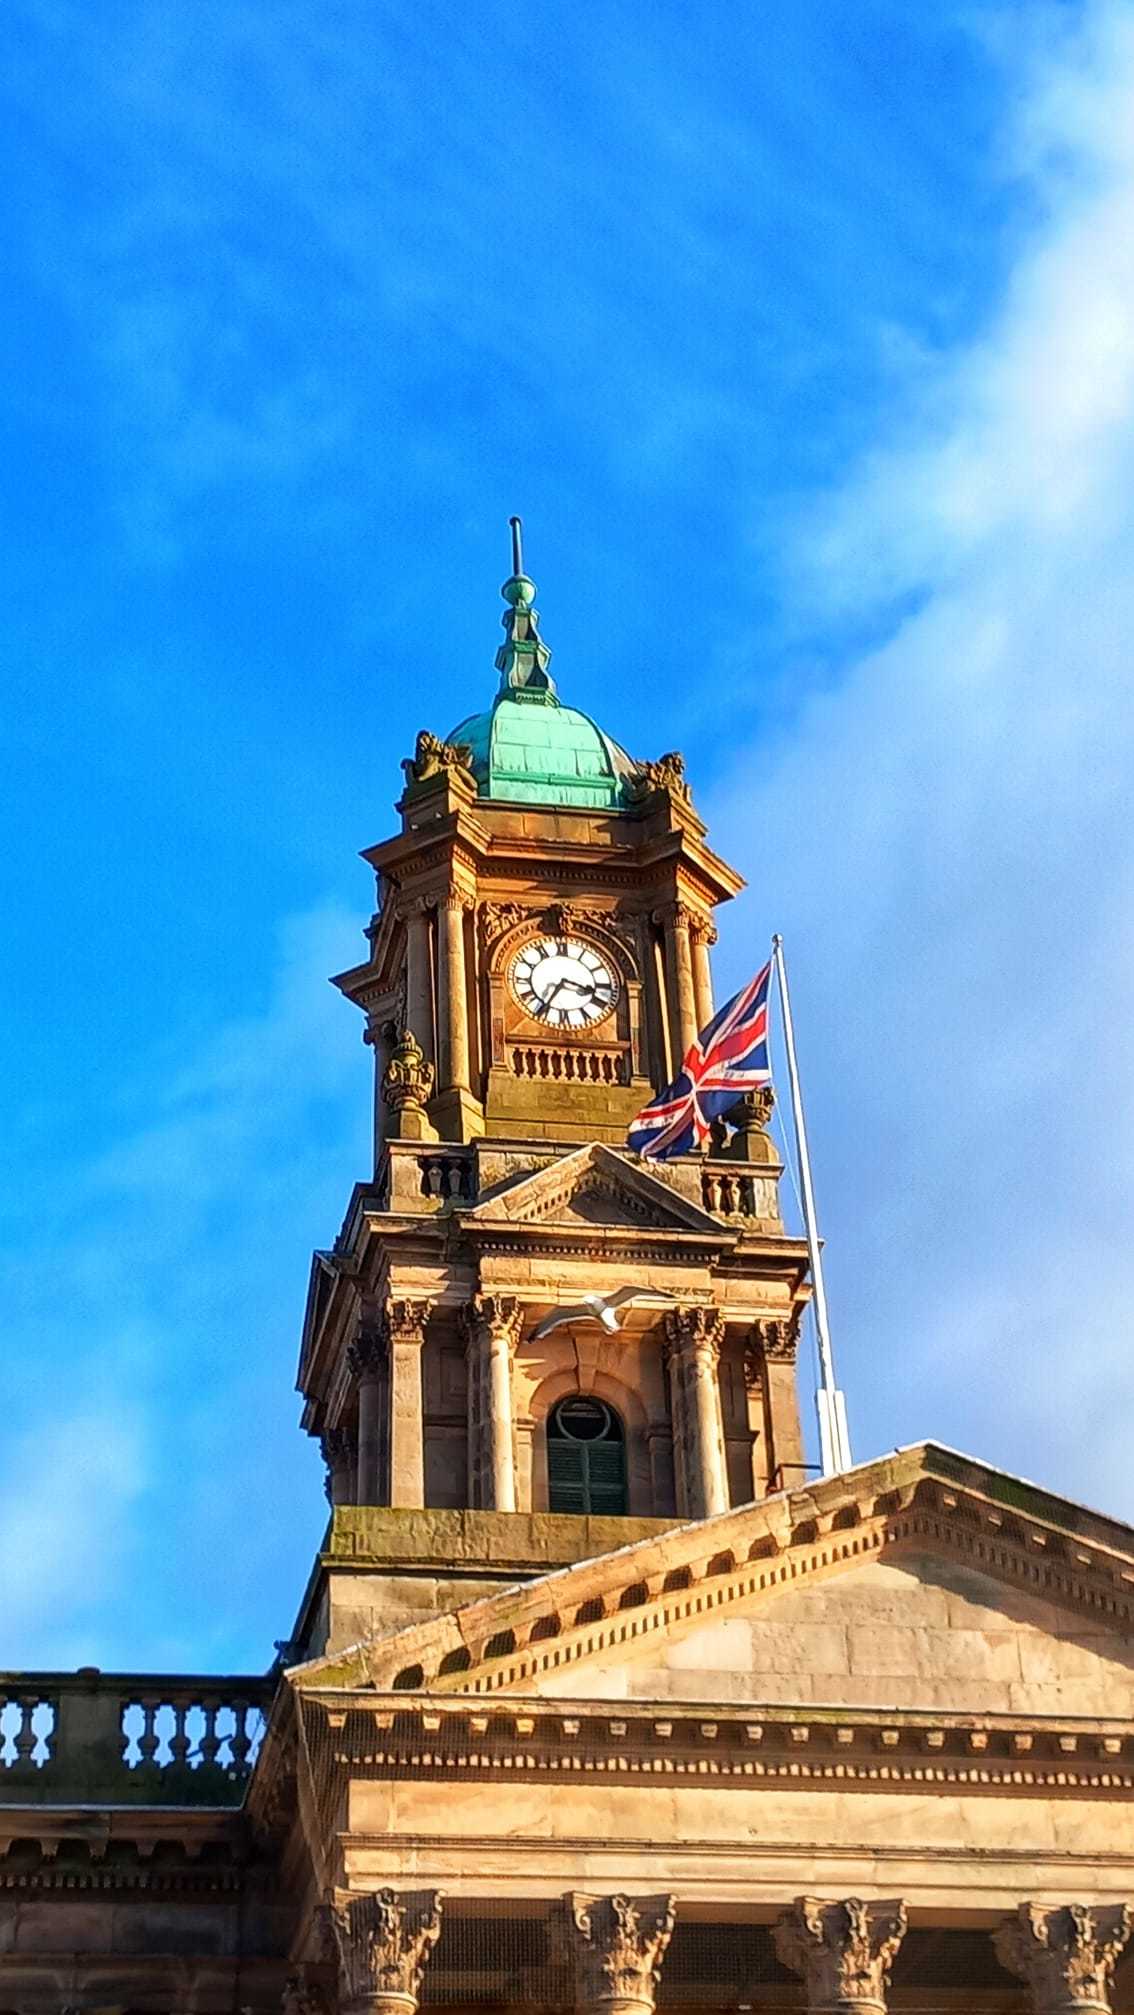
[995,1905,1133,2015]
[320,1425,356,1507]
[773,1897,908,2015]
[399,900,434,1068]
[749,1314,804,1492]
[463,1293,522,1511]
[436,892,471,1092]
[663,1308,728,1517]
[569,1892,676,2015]
[330,1888,443,2015]
[383,1299,432,1510]
[347,1328,387,1506]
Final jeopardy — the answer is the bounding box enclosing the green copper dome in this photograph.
[447,518,638,810]
[449,694,636,809]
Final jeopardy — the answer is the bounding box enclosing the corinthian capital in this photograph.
[384,1298,433,1345]
[569,1892,676,2013]
[774,1898,908,2013]
[663,1305,723,1368]
[466,1291,522,1346]
[995,1905,1133,2015]
[331,1888,443,2015]
[346,1327,386,1381]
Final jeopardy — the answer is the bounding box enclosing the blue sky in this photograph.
[3,0,1133,1670]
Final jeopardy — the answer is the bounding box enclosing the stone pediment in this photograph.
[295,1444,1134,1728]
[462,1141,729,1236]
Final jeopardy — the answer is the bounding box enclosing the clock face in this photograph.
[510,935,619,1030]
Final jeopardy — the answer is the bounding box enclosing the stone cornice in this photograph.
[291,1443,1134,1702]
[294,1693,1134,1800]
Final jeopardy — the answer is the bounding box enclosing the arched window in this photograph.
[547,1396,628,1516]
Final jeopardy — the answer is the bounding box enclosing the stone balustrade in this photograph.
[0,1669,273,1805]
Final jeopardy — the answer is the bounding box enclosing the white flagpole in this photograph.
[771,933,853,1476]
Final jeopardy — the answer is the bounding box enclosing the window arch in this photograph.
[546,1395,628,1516]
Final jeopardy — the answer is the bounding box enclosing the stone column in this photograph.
[330,1888,443,2015]
[750,1316,804,1493]
[995,1905,1133,2015]
[347,1328,387,1506]
[664,1308,728,1517]
[569,1892,676,2015]
[466,1293,521,1512]
[384,1299,432,1510]
[402,901,434,1066]
[364,1020,392,1173]
[774,1898,908,2015]
[320,1425,356,1507]
[436,893,471,1093]
[690,916,716,1032]
[656,904,699,1063]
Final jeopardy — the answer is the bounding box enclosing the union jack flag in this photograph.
[627,960,774,1160]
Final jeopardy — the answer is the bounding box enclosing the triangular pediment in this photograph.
[294,1445,1134,1725]
[463,1141,729,1235]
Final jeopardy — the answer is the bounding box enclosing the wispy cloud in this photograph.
[710,0,1134,1514]
[0,902,368,1669]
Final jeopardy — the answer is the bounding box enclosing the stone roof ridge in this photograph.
[289,1441,1134,1701]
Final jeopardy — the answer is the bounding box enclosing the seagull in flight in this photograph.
[530,1288,677,1341]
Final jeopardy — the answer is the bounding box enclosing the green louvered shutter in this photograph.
[583,1439,627,1516]
[548,1435,588,1513]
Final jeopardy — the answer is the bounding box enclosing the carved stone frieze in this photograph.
[331,1887,443,2013]
[995,1905,1134,2014]
[400,729,474,793]
[569,1891,677,2012]
[773,1897,908,2013]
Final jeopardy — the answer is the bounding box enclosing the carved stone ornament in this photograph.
[994,1904,1134,2014]
[479,900,532,948]
[330,1888,443,2013]
[663,1305,724,1368]
[569,1891,677,2012]
[751,1315,799,1364]
[773,1897,908,2013]
[400,729,474,793]
[347,1327,386,1381]
[320,1425,354,1504]
[625,750,691,805]
[381,1029,434,1113]
[466,1291,522,1348]
[282,1970,330,2015]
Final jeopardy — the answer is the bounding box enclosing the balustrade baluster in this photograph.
[231,1701,251,1769]
[200,1701,220,1766]
[139,1699,159,1766]
[170,1700,191,1765]
[14,1700,37,1765]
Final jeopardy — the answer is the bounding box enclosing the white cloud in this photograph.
[710,0,1134,1515]
[0,901,367,1667]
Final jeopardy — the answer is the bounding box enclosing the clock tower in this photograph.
[295,524,813,1655]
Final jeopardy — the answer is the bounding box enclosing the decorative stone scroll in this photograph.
[773,1897,908,2015]
[995,1905,1134,2015]
[330,1887,443,2015]
[400,729,474,793]
[568,1892,676,2015]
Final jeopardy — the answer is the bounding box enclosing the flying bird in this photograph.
[529,1287,677,1341]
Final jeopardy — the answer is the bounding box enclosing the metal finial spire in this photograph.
[496,513,555,698]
